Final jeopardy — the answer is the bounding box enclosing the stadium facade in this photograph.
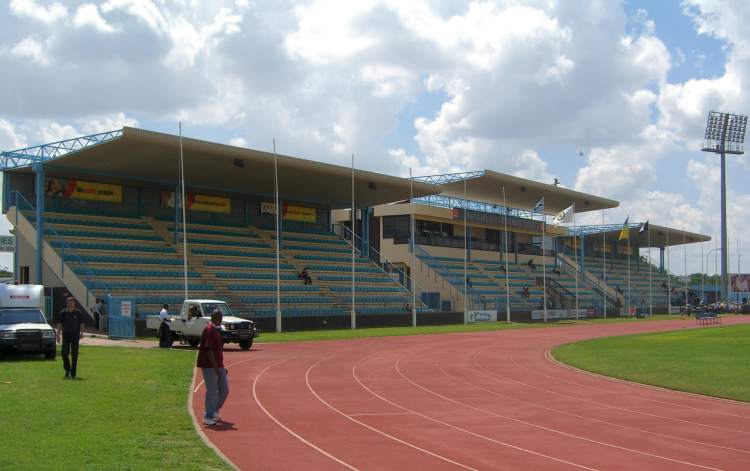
[1,127,710,329]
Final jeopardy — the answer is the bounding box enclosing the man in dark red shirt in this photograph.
[196,309,229,426]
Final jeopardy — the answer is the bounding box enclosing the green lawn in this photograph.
[0,346,229,471]
[553,324,750,402]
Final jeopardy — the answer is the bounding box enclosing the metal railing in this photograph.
[336,224,433,312]
[10,191,112,298]
[414,245,487,310]
[413,194,534,220]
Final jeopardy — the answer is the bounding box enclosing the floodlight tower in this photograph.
[701,111,748,301]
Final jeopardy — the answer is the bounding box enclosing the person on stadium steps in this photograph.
[197,309,229,426]
[299,267,312,285]
[57,297,85,380]
[466,277,473,289]
[158,303,172,348]
[527,258,536,270]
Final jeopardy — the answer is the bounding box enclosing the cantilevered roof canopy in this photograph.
[7,127,440,209]
[572,223,710,247]
[417,170,618,214]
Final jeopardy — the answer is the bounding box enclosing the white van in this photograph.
[0,284,56,359]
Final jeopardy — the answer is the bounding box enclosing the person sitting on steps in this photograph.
[527,258,536,270]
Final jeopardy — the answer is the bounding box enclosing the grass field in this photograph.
[553,324,750,402]
[0,346,229,471]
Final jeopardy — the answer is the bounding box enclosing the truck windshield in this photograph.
[201,303,232,317]
[0,309,46,325]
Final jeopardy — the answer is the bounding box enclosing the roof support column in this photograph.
[580,235,585,273]
[362,207,371,258]
[659,247,665,273]
[32,162,44,285]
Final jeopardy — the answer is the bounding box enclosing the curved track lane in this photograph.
[193,317,750,470]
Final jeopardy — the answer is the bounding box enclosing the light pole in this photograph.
[705,248,721,304]
[701,111,747,302]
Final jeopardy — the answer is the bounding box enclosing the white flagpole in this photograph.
[178,122,188,301]
[573,203,578,320]
[351,153,356,330]
[410,168,417,327]
[463,178,468,324]
[602,210,607,318]
[667,230,671,314]
[502,186,510,323]
[648,224,653,317]
[273,139,281,333]
[701,242,705,304]
[627,228,631,316]
[684,229,688,308]
[542,201,547,322]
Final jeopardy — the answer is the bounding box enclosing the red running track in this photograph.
[192,317,750,470]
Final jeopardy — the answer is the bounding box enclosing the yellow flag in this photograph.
[619,217,630,240]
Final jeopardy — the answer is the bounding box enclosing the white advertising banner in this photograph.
[467,310,498,323]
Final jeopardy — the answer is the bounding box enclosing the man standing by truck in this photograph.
[57,297,85,379]
[158,303,171,348]
[196,309,229,426]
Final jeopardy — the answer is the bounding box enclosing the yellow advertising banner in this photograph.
[161,192,231,214]
[46,177,122,203]
[283,204,316,222]
[189,193,231,214]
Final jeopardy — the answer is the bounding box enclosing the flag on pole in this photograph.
[552,204,575,226]
[533,197,545,214]
[639,220,649,233]
[619,216,630,240]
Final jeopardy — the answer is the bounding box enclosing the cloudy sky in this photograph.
[1,0,748,275]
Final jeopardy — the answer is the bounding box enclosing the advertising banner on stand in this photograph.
[467,310,498,323]
[46,177,122,203]
[162,192,231,214]
[531,309,587,320]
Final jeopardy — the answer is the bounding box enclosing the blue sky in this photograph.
[1,0,749,274]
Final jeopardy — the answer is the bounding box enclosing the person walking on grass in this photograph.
[57,297,84,380]
[197,309,229,426]
[158,303,172,348]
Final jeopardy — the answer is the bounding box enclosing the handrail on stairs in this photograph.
[336,224,433,312]
[557,252,619,307]
[10,191,112,299]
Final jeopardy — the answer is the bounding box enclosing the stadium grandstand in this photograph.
[1,127,710,332]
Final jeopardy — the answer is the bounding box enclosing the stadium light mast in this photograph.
[701,111,747,302]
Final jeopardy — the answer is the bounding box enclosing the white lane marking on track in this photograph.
[473,348,750,436]
[305,355,480,471]
[352,356,599,470]
[542,349,750,412]
[511,350,750,421]
[436,361,750,456]
[395,358,722,471]
[253,358,359,471]
[348,412,415,417]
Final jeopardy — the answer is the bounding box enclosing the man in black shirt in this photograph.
[57,297,85,379]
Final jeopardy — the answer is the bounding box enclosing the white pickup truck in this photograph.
[146,299,259,350]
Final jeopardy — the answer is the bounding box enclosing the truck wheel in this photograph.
[188,338,200,347]
[239,338,253,350]
[45,348,56,360]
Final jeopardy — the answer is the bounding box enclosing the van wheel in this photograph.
[188,338,200,347]
[45,348,56,360]
[239,339,252,350]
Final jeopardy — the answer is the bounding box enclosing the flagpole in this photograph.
[684,229,688,308]
[627,228,631,316]
[542,203,547,322]
[701,242,705,304]
[667,230,671,315]
[410,168,416,327]
[273,139,281,333]
[463,178,468,324]
[178,122,188,301]
[351,153,356,330]
[602,211,607,318]
[648,224,653,317]
[502,186,510,323]
[573,203,579,320]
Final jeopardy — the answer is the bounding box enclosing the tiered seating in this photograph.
[585,257,671,307]
[42,210,217,315]
[230,227,414,317]
[418,253,596,310]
